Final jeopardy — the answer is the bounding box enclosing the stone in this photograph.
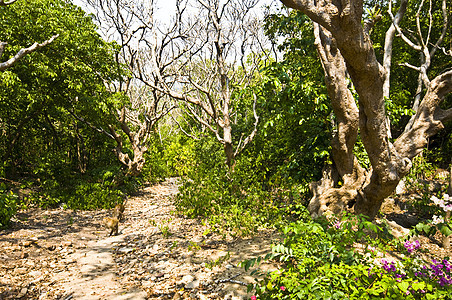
[185,279,200,289]
[20,240,33,247]
[395,179,407,195]
[118,247,134,254]
[15,267,28,275]
[17,287,28,298]
[61,241,72,247]
[179,274,194,285]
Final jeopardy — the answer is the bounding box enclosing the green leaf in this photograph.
[397,281,409,293]
[440,224,452,237]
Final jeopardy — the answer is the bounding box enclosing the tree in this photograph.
[0,0,123,177]
[81,0,176,176]
[150,0,268,171]
[0,0,58,71]
[279,0,452,220]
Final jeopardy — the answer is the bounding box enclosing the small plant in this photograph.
[170,241,178,252]
[205,252,231,270]
[412,193,452,248]
[0,190,17,228]
[158,224,172,238]
[158,219,173,238]
[245,209,452,299]
[188,241,201,252]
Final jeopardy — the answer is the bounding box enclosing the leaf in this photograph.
[440,224,452,237]
[411,281,425,291]
[397,281,409,293]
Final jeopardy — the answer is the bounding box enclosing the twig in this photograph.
[215,273,248,286]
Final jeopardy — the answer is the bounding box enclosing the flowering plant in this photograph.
[413,194,452,238]
[431,194,452,212]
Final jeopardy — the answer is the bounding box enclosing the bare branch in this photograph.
[171,115,201,141]
[67,107,115,141]
[0,34,59,71]
[388,11,422,51]
[0,0,18,6]
[234,93,259,158]
[279,0,333,30]
[399,62,421,72]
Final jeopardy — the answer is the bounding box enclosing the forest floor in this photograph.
[0,178,281,300]
[0,178,450,299]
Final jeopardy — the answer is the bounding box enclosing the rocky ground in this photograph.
[0,177,450,299]
[0,178,280,299]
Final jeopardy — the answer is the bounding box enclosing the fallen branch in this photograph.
[215,273,248,286]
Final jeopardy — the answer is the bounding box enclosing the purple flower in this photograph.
[404,240,420,254]
[382,260,397,273]
[333,220,342,229]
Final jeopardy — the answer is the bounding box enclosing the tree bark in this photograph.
[281,0,452,220]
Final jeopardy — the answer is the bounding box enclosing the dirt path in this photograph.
[0,178,280,299]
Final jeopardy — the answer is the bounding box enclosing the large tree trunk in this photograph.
[280,0,452,220]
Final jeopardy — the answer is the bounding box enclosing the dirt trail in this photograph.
[0,178,280,299]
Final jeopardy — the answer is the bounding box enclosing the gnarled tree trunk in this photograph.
[280,0,452,220]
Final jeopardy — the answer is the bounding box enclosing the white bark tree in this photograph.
[149,0,267,170]
[280,0,452,220]
[77,0,175,176]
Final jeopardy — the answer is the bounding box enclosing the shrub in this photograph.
[0,186,18,228]
[245,210,452,299]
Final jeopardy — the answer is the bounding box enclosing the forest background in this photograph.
[0,0,451,298]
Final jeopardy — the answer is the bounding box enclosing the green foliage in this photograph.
[257,9,331,189]
[23,165,135,210]
[174,134,290,236]
[205,251,231,270]
[403,153,449,217]
[0,187,18,228]
[246,210,452,299]
[0,0,135,214]
[0,0,124,176]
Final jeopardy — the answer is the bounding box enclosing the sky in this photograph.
[72,0,277,26]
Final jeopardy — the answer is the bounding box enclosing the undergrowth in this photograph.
[243,209,452,299]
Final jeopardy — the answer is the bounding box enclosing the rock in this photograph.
[29,270,42,278]
[118,247,134,254]
[20,240,33,247]
[225,264,234,269]
[395,179,407,195]
[61,241,72,247]
[142,280,152,288]
[15,267,28,275]
[179,274,194,285]
[17,287,28,298]
[7,245,21,251]
[386,220,410,238]
[185,279,200,289]
[24,260,35,267]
